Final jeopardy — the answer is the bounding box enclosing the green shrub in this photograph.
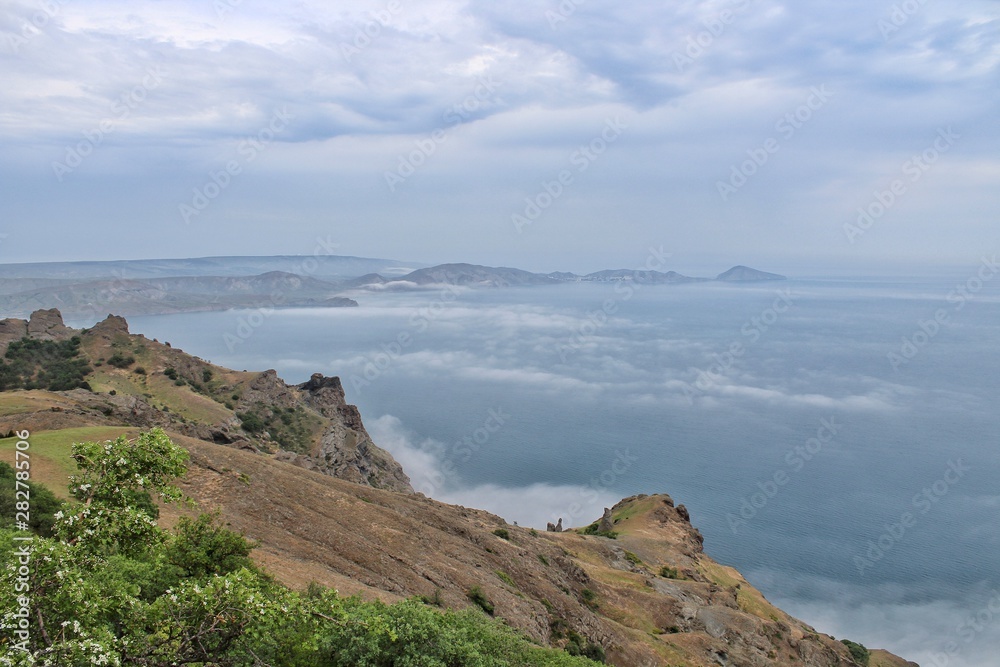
[495,570,516,588]
[565,629,606,663]
[659,565,680,579]
[0,428,604,667]
[163,511,257,580]
[106,353,135,368]
[580,523,618,539]
[466,585,495,615]
[0,461,63,537]
[580,588,598,609]
[493,527,510,540]
[538,554,549,566]
[237,411,266,433]
[417,588,444,607]
[623,551,642,565]
[841,639,870,666]
[0,336,91,391]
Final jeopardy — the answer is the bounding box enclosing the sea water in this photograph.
[124,273,1000,666]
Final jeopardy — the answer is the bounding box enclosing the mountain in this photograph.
[0,254,424,280]
[715,265,787,281]
[341,263,784,291]
[0,258,789,317]
[0,309,408,492]
[582,269,704,284]
[399,263,561,287]
[0,309,913,667]
[0,271,358,318]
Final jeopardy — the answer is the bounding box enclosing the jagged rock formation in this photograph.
[273,373,412,493]
[0,309,412,493]
[598,507,614,533]
[0,309,916,667]
[27,308,75,340]
[547,517,564,532]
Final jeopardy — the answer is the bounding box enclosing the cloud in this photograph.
[368,412,621,528]
[2,0,998,271]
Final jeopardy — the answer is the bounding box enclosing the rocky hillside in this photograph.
[0,273,358,318]
[0,309,912,667]
[0,309,410,493]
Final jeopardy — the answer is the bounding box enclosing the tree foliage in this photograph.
[0,336,91,392]
[0,462,63,537]
[0,428,602,667]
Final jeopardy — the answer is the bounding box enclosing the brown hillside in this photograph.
[0,309,917,667]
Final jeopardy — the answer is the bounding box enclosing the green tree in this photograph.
[0,461,63,536]
[58,427,188,556]
[0,428,602,667]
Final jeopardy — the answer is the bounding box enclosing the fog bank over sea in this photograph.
[123,273,1000,667]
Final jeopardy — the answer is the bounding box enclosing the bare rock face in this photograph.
[296,373,412,493]
[235,371,412,493]
[0,317,29,352]
[88,314,131,338]
[27,308,74,341]
[598,507,614,533]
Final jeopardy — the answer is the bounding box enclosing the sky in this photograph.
[0,0,998,275]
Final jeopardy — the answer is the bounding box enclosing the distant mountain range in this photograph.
[347,263,786,289]
[0,256,786,318]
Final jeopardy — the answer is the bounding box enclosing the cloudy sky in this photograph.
[1,0,997,274]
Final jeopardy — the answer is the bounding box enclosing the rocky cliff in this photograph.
[0,309,915,666]
[0,309,411,493]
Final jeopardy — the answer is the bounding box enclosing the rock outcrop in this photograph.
[0,308,916,667]
[0,309,413,493]
[598,507,614,533]
[294,373,412,493]
[234,371,412,493]
[27,308,74,340]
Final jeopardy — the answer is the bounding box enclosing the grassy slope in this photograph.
[0,408,891,667]
[0,426,141,499]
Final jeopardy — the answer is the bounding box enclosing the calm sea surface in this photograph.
[119,274,1000,666]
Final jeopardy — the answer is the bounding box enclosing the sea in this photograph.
[114,271,1000,667]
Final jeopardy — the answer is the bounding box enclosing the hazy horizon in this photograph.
[1,251,997,281]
